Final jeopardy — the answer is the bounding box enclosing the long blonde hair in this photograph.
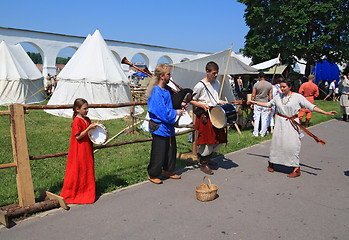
[146,64,169,98]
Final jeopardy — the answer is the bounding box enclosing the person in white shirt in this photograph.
[324,79,337,101]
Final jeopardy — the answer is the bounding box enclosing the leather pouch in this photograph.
[193,107,205,118]
[149,120,160,132]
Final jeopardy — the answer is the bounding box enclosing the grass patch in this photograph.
[0,100,341,207]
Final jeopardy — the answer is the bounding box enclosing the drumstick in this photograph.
[225,97,228,104]
[205,101,213,121]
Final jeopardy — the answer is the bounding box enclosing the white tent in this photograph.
[169,49,258,103]
[251,57,280,70]
[0,41,45,105]
[46,30,143,120]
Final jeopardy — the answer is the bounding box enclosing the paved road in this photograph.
[1,120,348,240]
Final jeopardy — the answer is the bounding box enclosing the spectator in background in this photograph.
[45,73,52,97]
[267,76,283,134]
[339,75,349,121]
[52,75,57,92]
[324,79,336,101]
[237,76,243,91]
[298,75,319,127]
[250,72,273,137]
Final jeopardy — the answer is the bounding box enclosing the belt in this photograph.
[277,113,326,145]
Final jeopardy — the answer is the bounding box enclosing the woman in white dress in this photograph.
[248,79,337,178]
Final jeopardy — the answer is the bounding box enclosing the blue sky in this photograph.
[0,0,249,58]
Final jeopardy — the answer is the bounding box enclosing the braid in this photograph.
[72,98,88,120]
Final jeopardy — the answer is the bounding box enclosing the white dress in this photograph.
[267,93,315,167]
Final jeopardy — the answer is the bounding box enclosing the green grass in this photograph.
[0,100,341,207]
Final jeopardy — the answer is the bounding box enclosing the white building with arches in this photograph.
[0,26,210,77]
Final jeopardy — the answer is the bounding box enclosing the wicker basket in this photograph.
[195,176,219,201]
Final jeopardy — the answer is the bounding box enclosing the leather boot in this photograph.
[267,161,274,172]
[305,119,310,127]
[287,167,301,178]
[208,155,218,166]
[200,155,214,175]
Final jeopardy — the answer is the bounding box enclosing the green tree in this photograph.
[26,52,42,64]
[56,57,71,64]
[238,0,349,75]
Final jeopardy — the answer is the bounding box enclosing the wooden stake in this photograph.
[9,104,35,207]
[219,43,233,99]
[38,189,69,210]
[271,53,281,82]
[0,210,9,228]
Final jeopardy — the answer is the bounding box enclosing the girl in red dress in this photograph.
[60,98,98,204]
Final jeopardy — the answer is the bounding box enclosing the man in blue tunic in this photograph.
[146,64,186,184]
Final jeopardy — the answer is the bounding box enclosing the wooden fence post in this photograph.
[9,104,35,206]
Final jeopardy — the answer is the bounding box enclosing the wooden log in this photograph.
[0,110,11,116]
[23,101,147,110]
[30,151,68,160]
[0,162,17,169]
[3,199,60,219]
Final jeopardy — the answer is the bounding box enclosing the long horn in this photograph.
[121,57,183,91]
[122,57,152,77]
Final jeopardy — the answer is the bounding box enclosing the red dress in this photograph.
[60,117,95,204]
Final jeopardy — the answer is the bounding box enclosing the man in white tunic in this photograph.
[339,75,349,121]
[248,79,337,178]
[190,62,227,175]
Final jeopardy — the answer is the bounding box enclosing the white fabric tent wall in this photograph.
[170,49,259,103]
[0,41,45,105]
[46,30,143,120]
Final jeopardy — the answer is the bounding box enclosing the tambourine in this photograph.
[88,123,108,145]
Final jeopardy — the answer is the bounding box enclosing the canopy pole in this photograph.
[219,43,233,100]
[271,53,281,83]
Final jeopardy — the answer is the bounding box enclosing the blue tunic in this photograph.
[148,85,177,137]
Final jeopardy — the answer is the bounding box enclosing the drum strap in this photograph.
[200,81,219,106]
[277,113,325,145]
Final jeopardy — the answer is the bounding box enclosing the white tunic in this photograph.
[267,93,315,167]
[339,78,349,114]
[192,80,220,107]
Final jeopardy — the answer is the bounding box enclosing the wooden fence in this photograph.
[0,101,196,221]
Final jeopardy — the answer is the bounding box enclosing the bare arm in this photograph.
[251,88,256,101]
[246,100,268,108]
[269,88,273,100]
[313,107,337,116]
[75,121,101,140]
[189,100,210,112]
[250,88,257,109]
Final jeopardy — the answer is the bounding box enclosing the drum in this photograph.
[88,123,108,145]
[210,104,237,129]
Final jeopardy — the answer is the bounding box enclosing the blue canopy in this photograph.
[133,72,148,78]
[312,60,339,86]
